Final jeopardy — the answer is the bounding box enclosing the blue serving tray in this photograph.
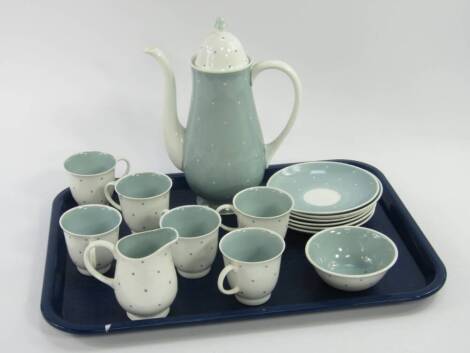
[40,160,446,334]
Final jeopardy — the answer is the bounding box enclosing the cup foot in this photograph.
[235,294,271,306]
[126,307,170,321]
[77,264,111,276]
[177,267,211,279]
[196,197,234,215]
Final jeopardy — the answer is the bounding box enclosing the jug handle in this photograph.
[251,61,302,165]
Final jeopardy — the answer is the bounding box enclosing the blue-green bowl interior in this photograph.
[116,173,171,198]
[234,187,293,218]
[268,162,379,214]
[221,228,284,262]
[64,151,115,175]
[307,227,397,275]
[60,205,121,236]
[118,228,178,259]
[160,206,220,237]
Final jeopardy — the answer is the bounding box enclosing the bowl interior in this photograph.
[116,173,171,198]
[60,205,121,236]
[306,227,397,276]
[268,162,380,214]
[64,151,115,175]
[160,206,220,237]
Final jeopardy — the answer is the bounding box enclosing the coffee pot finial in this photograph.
[214,17,226,31]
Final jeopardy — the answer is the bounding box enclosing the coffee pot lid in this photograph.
[194,17,249,73]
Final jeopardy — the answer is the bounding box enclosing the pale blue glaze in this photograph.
[306,227,397,275]
[160,206,220,237]
[60,205,121,236]
[118,228,178,259]
[220,228,284,263]
[64,151,115,175]
[234,187,293,218]
[183,66,266,203]
[116,173,172,198]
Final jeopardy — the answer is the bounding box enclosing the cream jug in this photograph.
[146,18,301,205]
[84,228,178,320]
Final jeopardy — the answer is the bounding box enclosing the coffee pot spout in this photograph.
[145,47,185,171]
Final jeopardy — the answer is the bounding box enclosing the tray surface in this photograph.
[40,160,446,334]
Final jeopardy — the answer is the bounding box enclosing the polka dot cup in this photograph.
[218,228,285,306]
[105,172,172,233]
[160,205,221,279]
[64,151,130,205]
[216,186,294,238]
[59,205,122,275]
[84,228,178,320]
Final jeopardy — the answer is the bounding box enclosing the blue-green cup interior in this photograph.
[307,227,397,276]
[234,187,293,218]
[220,228,284,263]
[116,173,172,198]
[118,228,178,259]
[160,206,220,237]
[64,151,115,175]
[60,205,121,236]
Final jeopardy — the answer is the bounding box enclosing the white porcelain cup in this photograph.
[216,186,294,238]
[64,151,130,205]
[59,204,122,275]
[105,172,172,233]
[159,205,221,279]
[218,227,285,306]
[84,228,179,320]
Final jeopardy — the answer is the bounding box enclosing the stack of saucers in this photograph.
[267,161,382,234]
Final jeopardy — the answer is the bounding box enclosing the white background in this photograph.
[0,0,469,351]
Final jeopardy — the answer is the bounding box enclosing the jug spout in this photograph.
[152,227,178,253]
[145,48,185,171]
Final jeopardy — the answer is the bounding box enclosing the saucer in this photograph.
[290,206,376,227]
[288,210,375,234]
[267,162,381,215]
[290,202,375,222]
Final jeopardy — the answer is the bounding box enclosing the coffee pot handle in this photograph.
[251,61,302,164]
[84,240,116,288]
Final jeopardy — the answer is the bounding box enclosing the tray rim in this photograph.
[40,160,447,334]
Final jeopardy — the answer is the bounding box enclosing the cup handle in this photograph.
[84,240,116,288]
[217,264,240,295]
[215,204,238,232]
[104,181,121,210]
[251,60,301,165]
[115,157,130,178]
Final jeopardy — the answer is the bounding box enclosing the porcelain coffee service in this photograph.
[57,18,399,321]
